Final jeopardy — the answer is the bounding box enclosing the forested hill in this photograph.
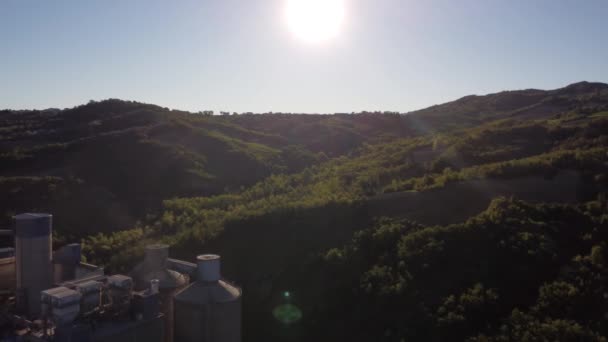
[1,81,606,234]
[1,81,608,340]
[0,100,410,232]
[405,81,608,132]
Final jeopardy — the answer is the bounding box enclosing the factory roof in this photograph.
[41,287,81,307]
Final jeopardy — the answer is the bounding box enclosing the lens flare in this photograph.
[273,304,303,324]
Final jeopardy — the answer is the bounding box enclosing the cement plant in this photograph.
[0,213,241,342]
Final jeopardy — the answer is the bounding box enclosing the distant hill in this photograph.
[0,100,408,233]
[405,81,608,132]
[1,82,607,235]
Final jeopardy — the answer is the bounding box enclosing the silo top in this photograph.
[15,213,52,238]
[197,255,219,261]
[197,254,221,282]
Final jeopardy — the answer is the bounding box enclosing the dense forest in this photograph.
[1,81,608,341]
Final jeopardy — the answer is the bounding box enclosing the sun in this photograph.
[285,0,345,43]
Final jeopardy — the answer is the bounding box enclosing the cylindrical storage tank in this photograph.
[173,254,242,342]
[15,213,53,317]
[130,244,188,342]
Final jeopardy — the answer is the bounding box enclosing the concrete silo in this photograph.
[15,213,53,317]
[173,254,241,342]
[130,244,188,342]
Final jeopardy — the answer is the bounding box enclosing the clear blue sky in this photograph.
[1,0,607,113]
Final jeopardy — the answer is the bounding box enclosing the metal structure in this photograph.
[74,280,103,315]
[41,286,82,325]
[0,213,242,342]
[53,243,82,283]
[173,254,242,342]
[15,213,53,316]
[35,275,163,342]
[130,244,188,342]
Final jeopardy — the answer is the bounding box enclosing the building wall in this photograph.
[0,257,15,292]
[16,234,52,316]
[92,315,165,342]
[174,299,241,342]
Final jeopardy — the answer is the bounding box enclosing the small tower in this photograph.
[173,255,242,342]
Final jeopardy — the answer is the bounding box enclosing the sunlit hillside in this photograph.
[2,81,607,341]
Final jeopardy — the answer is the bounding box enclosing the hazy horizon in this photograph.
[1,0,607,113]
[2,80,606,115]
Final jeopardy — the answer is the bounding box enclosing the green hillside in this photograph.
[1,82,608,341]
[0,100,410,232]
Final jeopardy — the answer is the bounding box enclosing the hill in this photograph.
[1,81,608,340]
[0,100,410,233]
[405,81,608,133]
[2,82,606,234]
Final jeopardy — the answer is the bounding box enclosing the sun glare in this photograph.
[285,0,345,43]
